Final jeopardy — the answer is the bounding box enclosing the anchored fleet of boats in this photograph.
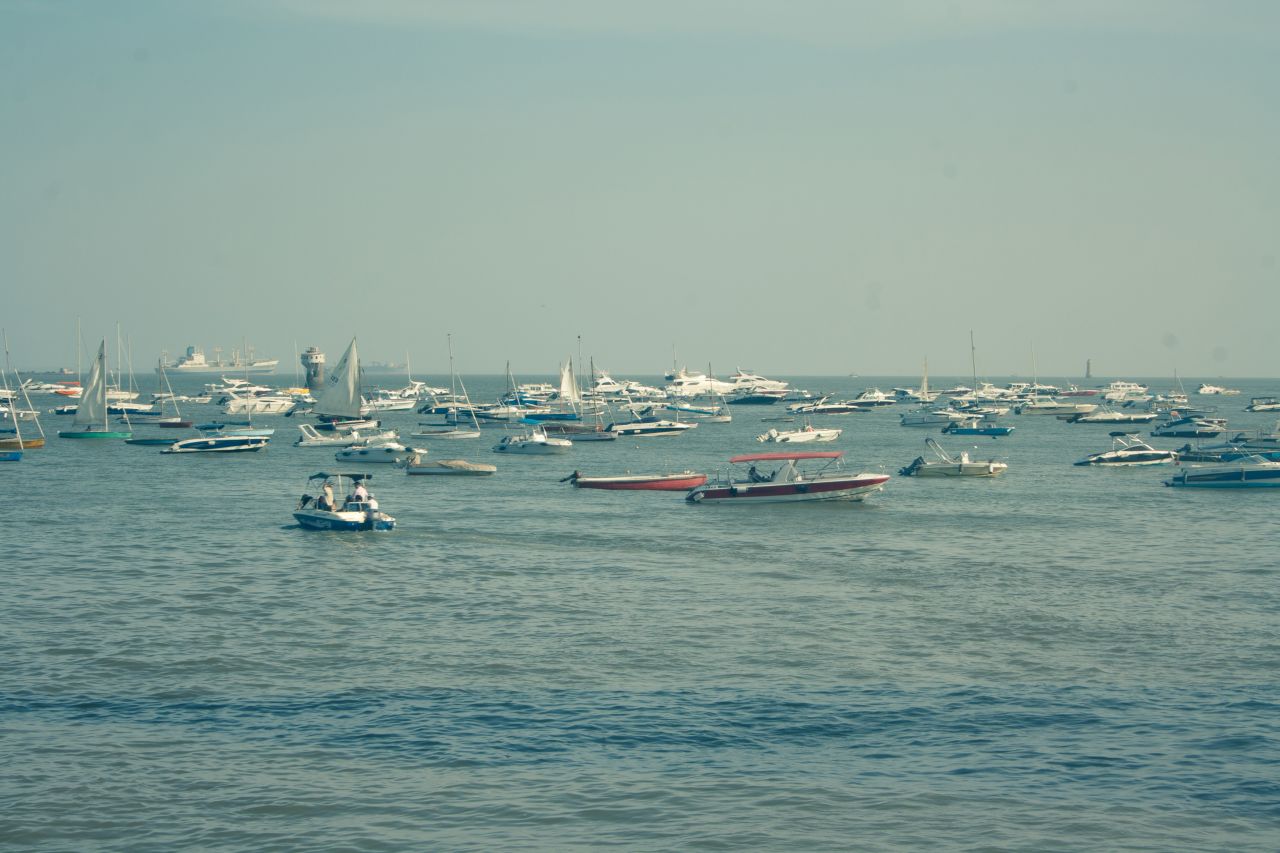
[15,333,1280,531]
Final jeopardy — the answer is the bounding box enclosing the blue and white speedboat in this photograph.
[294,472,395,531]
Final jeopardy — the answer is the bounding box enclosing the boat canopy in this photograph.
[729,450,844,464]
[308,471,375,481]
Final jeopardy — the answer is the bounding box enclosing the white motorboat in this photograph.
[294,472,394,531]
[1245,397,1280,412]
[899,437,1007,477]
[222,393,295,415]
[1197,383,1241,396]
[294,423,397,447]
[1101,381,1152,403]
[756,423,841,443]
[1067,407,1158,425]
[899,408,968,427]
[492,426,572,454]
[608,418,697,437]
[1074,433,1177,466]
[1015,398,1098,416]
[336,440,418,464]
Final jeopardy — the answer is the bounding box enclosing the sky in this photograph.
[3,0,1279,378]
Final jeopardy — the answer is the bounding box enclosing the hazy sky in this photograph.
[4,1,1278,378]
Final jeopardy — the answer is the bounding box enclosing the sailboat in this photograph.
[411,335,482,440]
[58,341,132,439]
[313,337,379,432]
[0,332,45,454]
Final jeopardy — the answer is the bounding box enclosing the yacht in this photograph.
[1197,383,1242,396]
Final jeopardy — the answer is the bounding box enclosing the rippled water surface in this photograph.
[4,375,1279,850]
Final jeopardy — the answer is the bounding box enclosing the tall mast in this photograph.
[1,329,20,448]
[969,330,977,387]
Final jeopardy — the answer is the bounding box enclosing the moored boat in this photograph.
[162,434,270,453]
[899,438,1007,477]
[686,451,889,504]
[1166,455,1280,488]
[1074,433,1177,466]
[562,470,707,491]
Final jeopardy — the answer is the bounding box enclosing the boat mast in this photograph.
[969,330,977,388]
[1,329,22,449]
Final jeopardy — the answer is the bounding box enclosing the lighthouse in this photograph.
[302,346,325,393]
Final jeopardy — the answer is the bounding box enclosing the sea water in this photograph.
[2,375,1278,850]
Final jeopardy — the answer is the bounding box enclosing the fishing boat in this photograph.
[941,418,1014,437]
[1074,433,1177,467]
[294,472,395,531]
[686,451,889,504]
[899,438,1007,477]
[562,470,707,490]
[1165,455,1280,488]
[161,434,270,453]
[58,341,132,439]
[756,422,841,443]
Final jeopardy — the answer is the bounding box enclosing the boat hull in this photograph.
[0,437,43,449]
[59,429,132,439]
[0,451,20,461]
[294,509,396,530]
[162,436,269,453]
[910,463,1006,477]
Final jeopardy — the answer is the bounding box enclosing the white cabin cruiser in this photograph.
[1075,433,1177,466]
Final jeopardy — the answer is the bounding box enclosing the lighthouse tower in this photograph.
[302,346,325,393]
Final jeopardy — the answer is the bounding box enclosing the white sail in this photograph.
[559,357,581,404]
[74,341,108,427]
[314,337,362,419]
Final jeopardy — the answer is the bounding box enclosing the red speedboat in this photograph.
[564,470,707,491]
[686,451,889,504]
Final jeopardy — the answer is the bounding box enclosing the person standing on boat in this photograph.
[353,480,369,503]
[321,481,335,511]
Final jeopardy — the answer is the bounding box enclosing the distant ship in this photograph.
[156,345,279,374]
